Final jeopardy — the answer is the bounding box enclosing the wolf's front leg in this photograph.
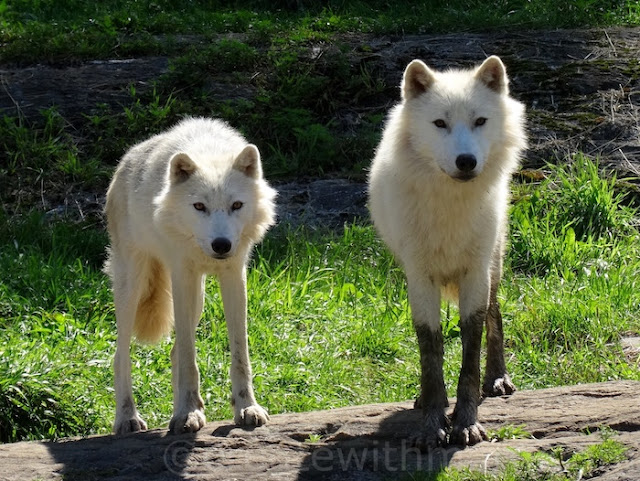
[169,268,206,434]
[219,265,269,427]
[450,271,490,447]
[407,274,449,450]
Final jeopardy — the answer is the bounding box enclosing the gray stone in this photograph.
[276,179,368,228]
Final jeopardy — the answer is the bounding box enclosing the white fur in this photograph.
[104,117,276,435]
[369,56,527,328]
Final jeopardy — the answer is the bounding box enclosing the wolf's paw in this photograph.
[411,410,450,451]
[235,404,269,427]
[450,421,487,447]
[483,374,516,397]
[410,427,448,451]
[113,414,148,435]
[169,409,206,434]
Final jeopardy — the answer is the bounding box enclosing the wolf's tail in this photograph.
[133,257,174,343]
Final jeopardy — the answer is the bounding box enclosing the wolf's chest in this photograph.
[405,188,499,267]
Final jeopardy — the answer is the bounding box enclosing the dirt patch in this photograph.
[0,381,639,480]
[622,336,640,364]
[3,28,640,176]
[3,28,640,224]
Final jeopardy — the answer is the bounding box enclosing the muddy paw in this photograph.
[235,404,269,427]
[411,427,448,451]
[411,410,450,451]
[113,414,148,435]
[169,409,206,434]
[449,421,487,447]
[483,374,516,397]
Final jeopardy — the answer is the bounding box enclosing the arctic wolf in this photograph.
[104,117,276,435]
[368,56,526,448]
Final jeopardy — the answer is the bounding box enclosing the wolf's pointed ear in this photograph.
[233,144,262,178]
[476,56,509,94]
[170,153,197,184]
[402,60,436,100]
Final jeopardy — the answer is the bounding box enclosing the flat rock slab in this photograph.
[1,381,639,480]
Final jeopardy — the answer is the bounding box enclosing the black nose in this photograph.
[455,154,477,172]
[211,237,232,255]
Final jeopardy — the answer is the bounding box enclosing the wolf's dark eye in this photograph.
[193,202,206,212]
[433,119,447,129]
[231,201,243,211]
[475,117,487,127]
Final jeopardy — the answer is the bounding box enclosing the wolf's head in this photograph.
[401,56,525,182]
[158,144,276,262]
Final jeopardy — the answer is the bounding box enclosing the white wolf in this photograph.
[368,56,526,448]
[104,117,276,435]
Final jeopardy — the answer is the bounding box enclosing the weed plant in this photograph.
[408,428,628,480]
[1,157,639,444]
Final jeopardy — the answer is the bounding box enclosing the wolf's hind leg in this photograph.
[482,280,516,397]
[482,248,516,397]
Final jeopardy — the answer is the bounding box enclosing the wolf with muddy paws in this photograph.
[368,56,526,449]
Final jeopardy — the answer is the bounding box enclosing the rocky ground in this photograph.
[0,381,639,480]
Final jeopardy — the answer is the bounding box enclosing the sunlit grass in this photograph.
[1,157,639,443]
[409,428,628,480]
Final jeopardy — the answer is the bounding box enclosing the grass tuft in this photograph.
[407,430,628,480]
[488,424,531,442]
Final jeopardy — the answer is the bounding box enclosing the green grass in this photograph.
[1,157,639,444]
[487,424,531,442]
[410,428,629,480]
[506,156,640,389]
[3,1,640,65]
